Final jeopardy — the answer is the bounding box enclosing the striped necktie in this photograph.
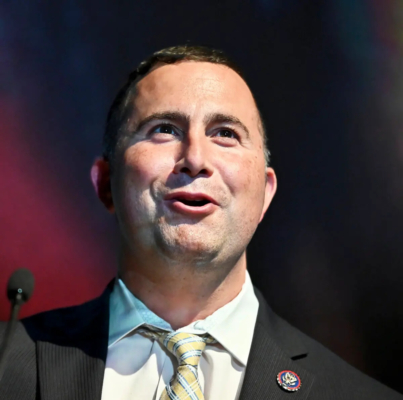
[141,330,215,400]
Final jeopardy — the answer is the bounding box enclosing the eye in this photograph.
[153,124,178,135]
[215,129,238,139]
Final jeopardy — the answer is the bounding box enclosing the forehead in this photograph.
[130,61,260,128]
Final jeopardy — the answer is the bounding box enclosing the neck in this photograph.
[119,249,247,330]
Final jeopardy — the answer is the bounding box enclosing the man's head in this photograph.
[92,45,276,270]
[103,45,270,168]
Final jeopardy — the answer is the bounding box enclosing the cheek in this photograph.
[218,153,266,228]
[121,144,173,190]
[220,153,265,198]
[113,145,174,228]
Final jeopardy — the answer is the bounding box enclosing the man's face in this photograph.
[104,61,276,266]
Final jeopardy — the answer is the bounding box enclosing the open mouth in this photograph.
[176,198,210,207]
[164,192,217,210]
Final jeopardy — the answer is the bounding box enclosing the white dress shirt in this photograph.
[101,271,259,400]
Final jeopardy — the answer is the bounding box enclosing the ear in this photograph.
[259,167,277,223]
[90,158,115,213]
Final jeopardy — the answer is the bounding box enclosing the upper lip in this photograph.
[164,191,218,205]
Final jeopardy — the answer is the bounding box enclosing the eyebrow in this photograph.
[133,111,190,132]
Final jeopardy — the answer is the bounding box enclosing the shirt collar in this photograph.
[108,271,259,366]
[206,272,258,366]
[108,279,171,347]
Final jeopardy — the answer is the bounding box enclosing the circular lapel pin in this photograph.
[277,370,301,392]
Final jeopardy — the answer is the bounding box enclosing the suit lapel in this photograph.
[35,283,112,400]
[239,290,315,400]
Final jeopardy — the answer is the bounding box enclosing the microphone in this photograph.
[0,268,35,384]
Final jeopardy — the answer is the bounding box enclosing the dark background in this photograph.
[1,0,402,394]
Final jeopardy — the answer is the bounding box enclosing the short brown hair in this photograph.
[103,45,270,166]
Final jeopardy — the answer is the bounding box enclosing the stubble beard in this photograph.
[152,216,228,269]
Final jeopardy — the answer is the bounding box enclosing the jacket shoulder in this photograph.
[293,321,402,399]
[0,283,112,399]
[21,285,111,343]
[1,280,112,351]
[254,288,403,399]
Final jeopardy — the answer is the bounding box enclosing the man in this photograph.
[0,45,401,400]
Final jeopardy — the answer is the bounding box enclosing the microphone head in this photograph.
[7,268,35,304]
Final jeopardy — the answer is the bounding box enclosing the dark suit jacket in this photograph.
[0,282,401,400]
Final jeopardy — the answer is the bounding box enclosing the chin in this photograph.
[155,227,222,265]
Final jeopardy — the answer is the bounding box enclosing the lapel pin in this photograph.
[277,370,301,392]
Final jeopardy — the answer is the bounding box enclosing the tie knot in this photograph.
[159,332,208,367]
[137,328,216,399]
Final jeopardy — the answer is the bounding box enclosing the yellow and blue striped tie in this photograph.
[143,330,214,400]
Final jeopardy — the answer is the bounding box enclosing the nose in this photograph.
[173,132,214,178]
